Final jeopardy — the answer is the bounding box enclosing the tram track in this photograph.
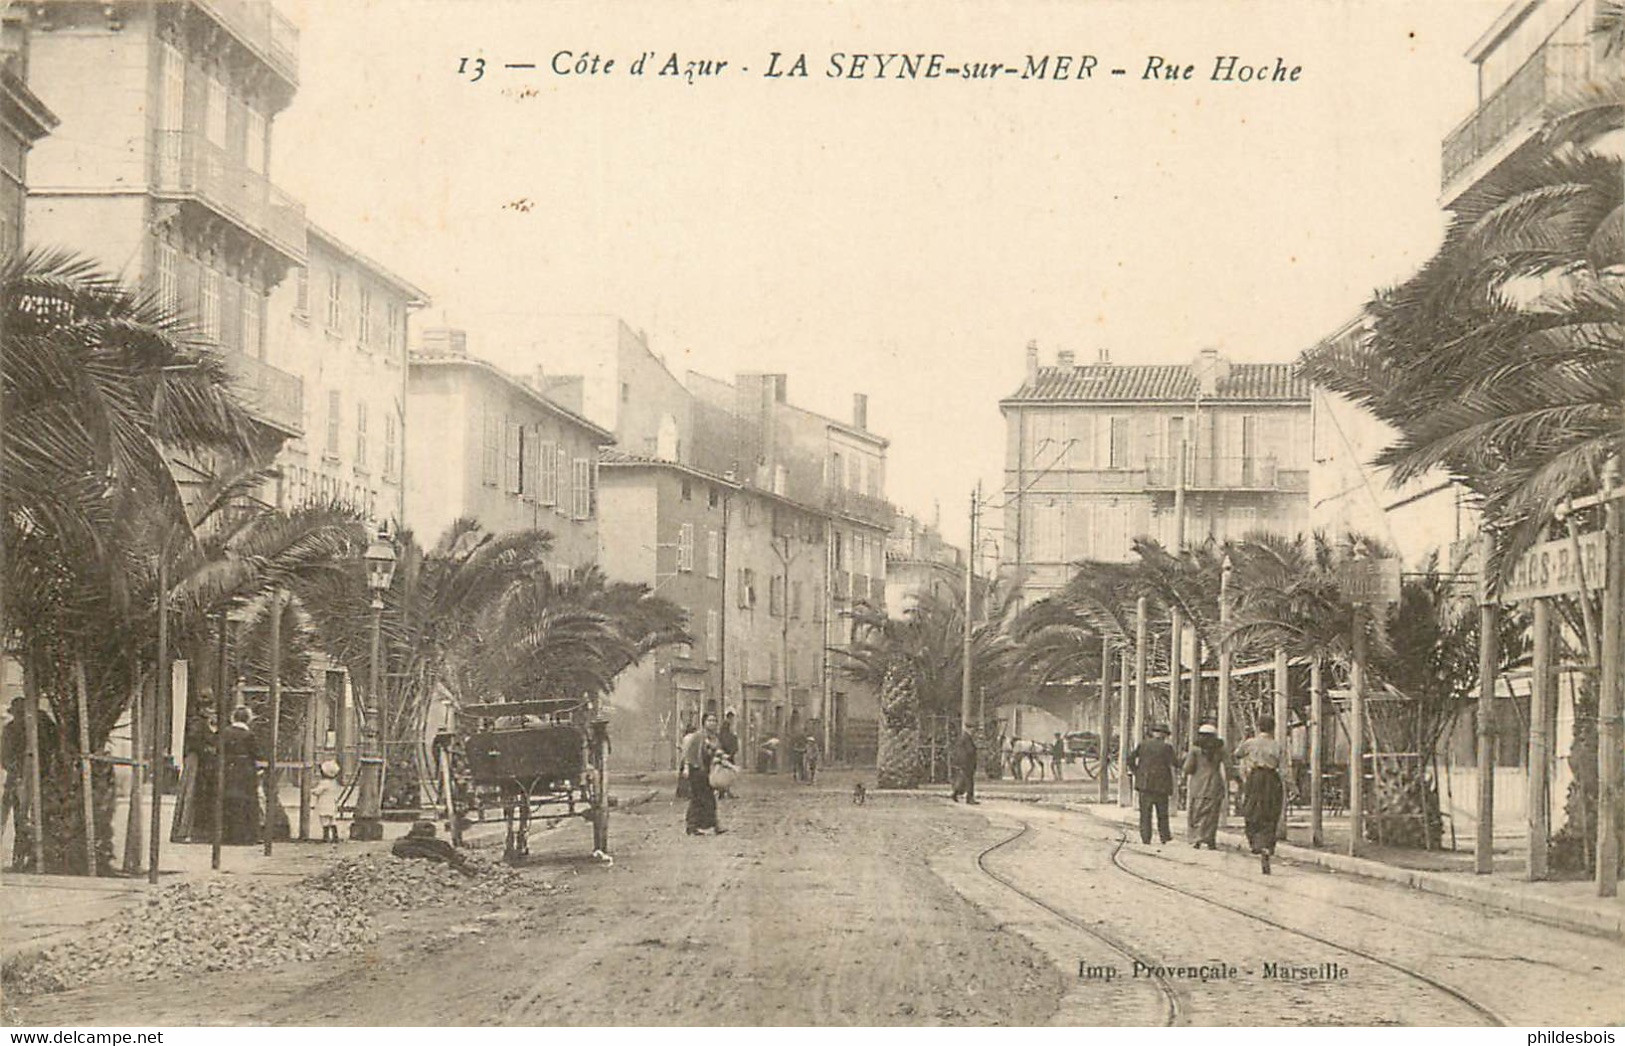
[1103,824,1508,1027]
[976,820,1184,1027]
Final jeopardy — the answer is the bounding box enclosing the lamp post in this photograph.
[350,527,396,841]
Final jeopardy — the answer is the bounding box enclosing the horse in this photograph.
[1008,739,1047,781]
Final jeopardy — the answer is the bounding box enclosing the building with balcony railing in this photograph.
[1000,344,1313,603]
[23,1,306,438]
[1440,0,1622,206]
[0,12,58,257]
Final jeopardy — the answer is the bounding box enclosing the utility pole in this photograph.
[1310,657,1324,847]
[960,483,978,732]
[1217,554,1233,742]
[1098,635,1112,803]
[148,553,168,883]
[73,662,96,876]
[1349,603,1367,859]
[263,589,283,856]
[211,608,227,871]
[1528,596,1552,881]
[1476,532,1499,876]
[1274,647,1289,840]
[1117,647,1132,808]
[1129,596,1148,807]
[1598,459,1621,897]
[1169,436,1187,750]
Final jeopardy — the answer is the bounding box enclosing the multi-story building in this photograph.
[687,371,891,766]
[1306,316,1476,568]
[597,452,735,769]
[885,510,967,615]
[268,223,428,526]
[0,14,57,256]
[1441,0,1622,208]
[1000,343,1312,604]
[24,0,306,440]
[405,331,614,567]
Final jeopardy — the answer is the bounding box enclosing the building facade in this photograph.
[885,510,967,615]
[406,335,614,566]
[0,14,57,256]
[24,0,306,438]
[268,223,427,526]
[1000,343,1313,604]
[1441,0,1622,208]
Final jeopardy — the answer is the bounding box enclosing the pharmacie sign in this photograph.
[1504,532,1608,602]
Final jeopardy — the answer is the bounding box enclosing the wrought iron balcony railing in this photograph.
[153,131,306,260]
[822,486,894,527]
[194,0,299,86]
[1441,41,1592,191]
[219,348,303,436]
[1143,455,1306,492]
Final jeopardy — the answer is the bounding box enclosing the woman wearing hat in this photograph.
[1234,714,1286,873]
[221,706,263,845]
[1182,722,1236,850]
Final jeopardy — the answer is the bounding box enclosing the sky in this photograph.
[272,0,1508,547]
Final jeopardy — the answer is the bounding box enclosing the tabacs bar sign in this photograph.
[1504,532,1608,603]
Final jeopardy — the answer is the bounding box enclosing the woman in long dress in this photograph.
[221,706,263,845]
[683,712,725,836]
[1182,722,1235,849]
[1234,714,1285,873]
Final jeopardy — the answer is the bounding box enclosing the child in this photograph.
[312,760,341,843]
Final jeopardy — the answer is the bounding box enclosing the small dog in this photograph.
[852,782,867,805]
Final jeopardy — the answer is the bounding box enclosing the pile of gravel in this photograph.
[301,852,551,911]
[4,879,376,994]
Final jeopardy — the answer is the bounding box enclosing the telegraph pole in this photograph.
[1598,459,1621,896]
[1117,647,1132,808]
[1217,554,1233,742]
[1350,605,1366,859]
[1310,657,1325,847]
[1130,596,1148,806]
[1476,532,1499,875]
[960,483,979,733]
[1097,635,1112,802]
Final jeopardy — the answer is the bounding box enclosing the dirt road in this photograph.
[5,775,1063,1026]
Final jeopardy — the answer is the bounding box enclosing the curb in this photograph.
[1063,802,1625,941]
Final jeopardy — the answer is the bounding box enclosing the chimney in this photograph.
[771,374,788,403]
[852,393,868,430]
[1097,347,1111,365]
[1195,347,1229,397]
[1056,349,1075,369]
[419,327,468,356]
[1025,339,1038,383]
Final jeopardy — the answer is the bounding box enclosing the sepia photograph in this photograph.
[0,0,1622,1031]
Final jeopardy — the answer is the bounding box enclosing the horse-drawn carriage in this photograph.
[436,697,610,860]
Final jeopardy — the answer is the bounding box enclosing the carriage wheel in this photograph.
[1080,748,1100,780]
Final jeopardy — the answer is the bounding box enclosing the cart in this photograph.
[445,698,610,860]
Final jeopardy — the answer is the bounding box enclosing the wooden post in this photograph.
[1187,639,1203,754]
[1098,636,1112,803]
[1528,597,1552,881]
[121,682,144,876]
[212,609,227,871]
[264,589,283,856]
[1310,656,1324,847]
[1274,647,1289,839]
[1350,606,1366,858]
[21,657,44,873]
[1168,608,1183,758]
[1598,478,1622,897]
[73,662,97,876]
[1476,536,1500,876]
[1117,648,1132,808]
[149,554,169,884]
[1217,556,1233,744]
[300,673,316,841]
[1132,596,1149,750]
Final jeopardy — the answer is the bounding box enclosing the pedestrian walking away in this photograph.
[1235,714,1286,874]
[221,706,263,845]
[1049,733,1065,782]
[683,712,726,835]
[951,727,979,804]
[1182,721,1236,849]
[1126,723,1176,844]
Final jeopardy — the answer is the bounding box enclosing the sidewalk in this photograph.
[0,792,503,965]
[1068,797,1625,940]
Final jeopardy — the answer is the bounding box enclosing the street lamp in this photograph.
[350,526,397,840]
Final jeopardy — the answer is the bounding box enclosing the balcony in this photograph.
[219,349,303,436]
[822,487,894,529]
[1144,456,1307,493]
[194,0,299,87]
[153,131,306,261]
[1441,41,1593,196]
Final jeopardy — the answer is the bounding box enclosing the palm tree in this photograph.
[2,251,287,872]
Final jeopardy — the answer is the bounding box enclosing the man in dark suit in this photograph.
[951,728,980,804]
[1126,723,1177,845]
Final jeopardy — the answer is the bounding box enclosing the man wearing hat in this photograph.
[1126,723,1177,845]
